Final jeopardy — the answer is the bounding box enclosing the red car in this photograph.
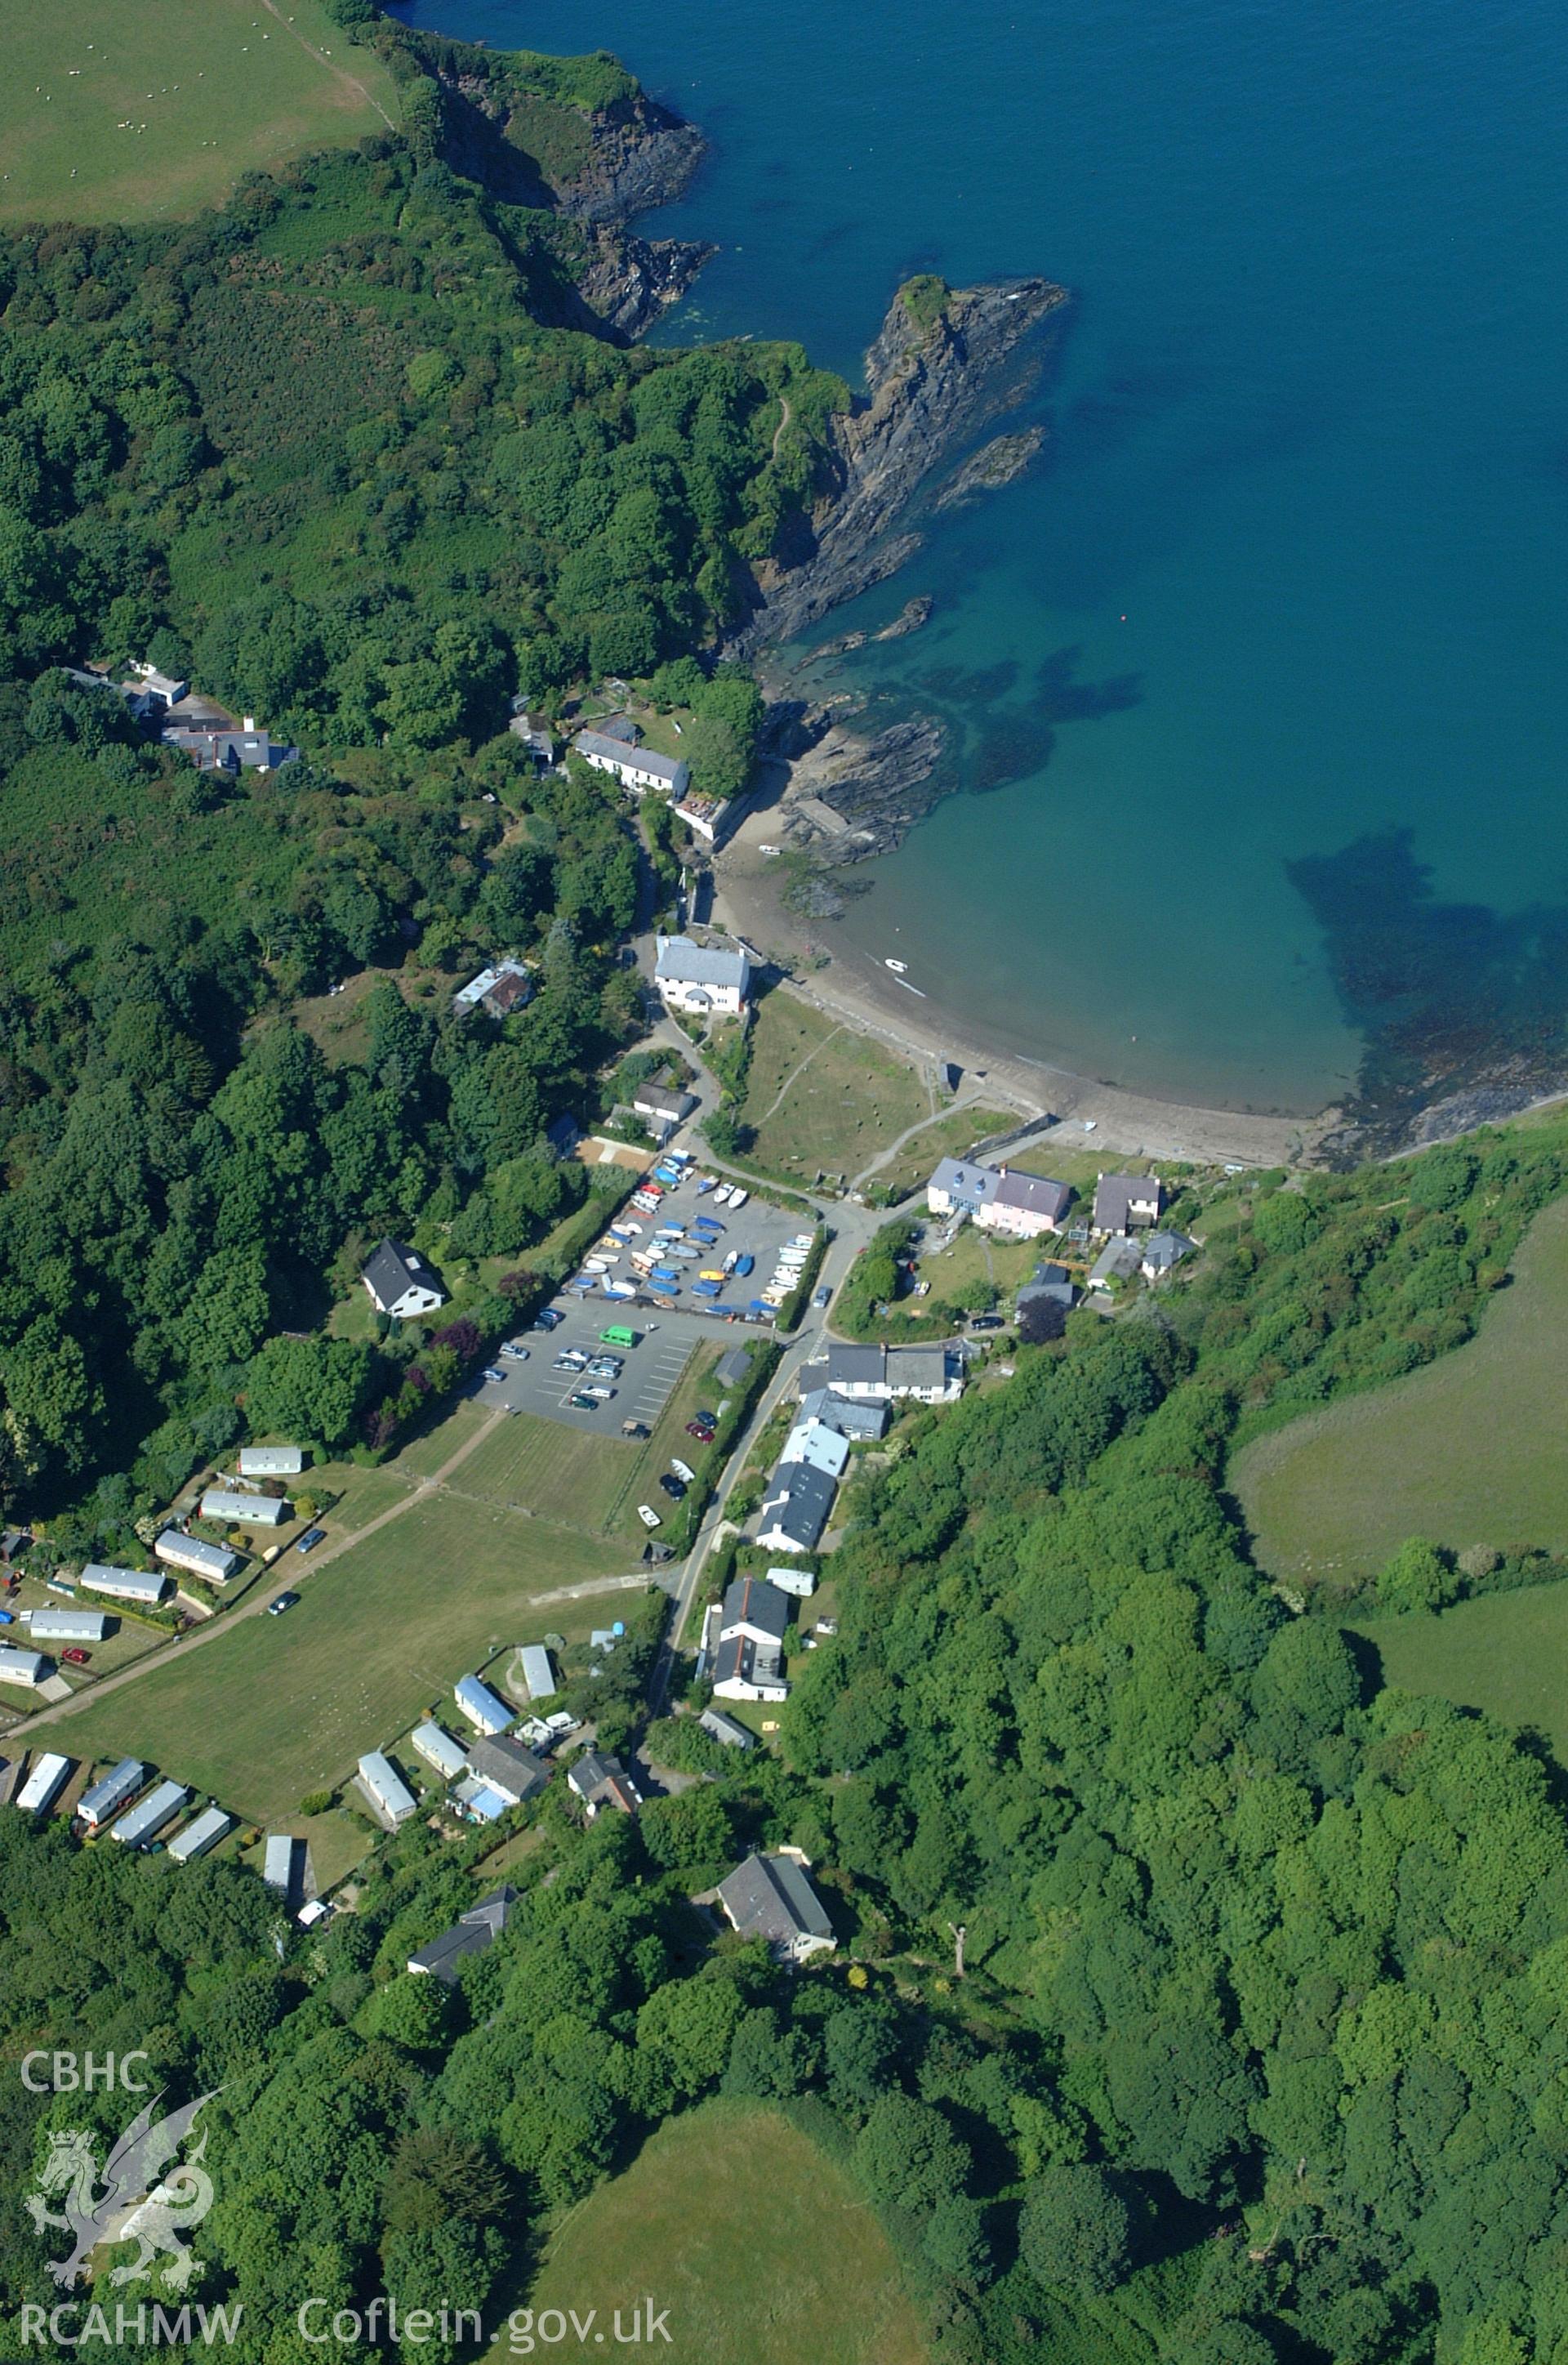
[686,1420,716,1442]
[62,1647,91,1666]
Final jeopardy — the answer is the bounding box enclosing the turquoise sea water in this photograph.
[404,0,1568,1115]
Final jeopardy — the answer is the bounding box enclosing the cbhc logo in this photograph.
[20,2053,151,2093]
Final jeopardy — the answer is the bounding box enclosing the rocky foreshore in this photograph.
[725,275,1068,654]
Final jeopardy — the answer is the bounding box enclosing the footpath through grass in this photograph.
[2,0,397,228]
[1234,1193,1568,1586]
[515,2099,931,2365]
[736,992,933,1183]
[54,1487,628,1823]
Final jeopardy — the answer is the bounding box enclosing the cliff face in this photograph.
[430,65,711,341]
[726,277,1068,654]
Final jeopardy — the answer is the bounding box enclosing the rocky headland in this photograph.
[725,274,1067,653]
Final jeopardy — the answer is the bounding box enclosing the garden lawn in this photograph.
[2,0,396,226]
[1353,1579,1568,1765]
[513,2099,931,2365]
[51,1489,628,1822]
[1234,1194,1568,1586]
[737,992,933,1181]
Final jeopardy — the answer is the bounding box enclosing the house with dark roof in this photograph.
[1092,1173,1165,1235]
[796,1386,888,1442]
[1142,1229,1197,1279]
[653,934,752,1018]
[699,1706,756,1751]
[985,1167,1072,1238]
[712,1575,794,1702]
[1089,1235,1144,1292]
[566,1748,642,1818]
[808,1344,963,1406]
[715,1345,756,1390]
[716,1851,835,1964]
[1017,1261,1078,1317]
[633,1082,698,1138]
[161,720,299,774]
[408,1886,518,1983]
[755,1461,836,1556]
[362,1240,447,1321]
[465,1735,550,1806]
[453,961,534,1020]
[573,730,691,799]
[926,1158,1000,1220]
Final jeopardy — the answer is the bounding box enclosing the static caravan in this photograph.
[263,1834,297,1894]
[15,1753,72,1814]
[516,1644,558,1703]
[237,1446,305,1478]
[167,1806,234,1863]
[109,1779,188,1849]
[765,1564,818,1600]
[356,1751,416,1827]
[0,1647,51,1689]
[80,1563,171,1606]
[77,1758,145,1829]
[412,1722,470,1781]
[453,1674,513,1736]
[28,1609,111,1645]
[200,1488,288,1528]
[155,1531,242,1585]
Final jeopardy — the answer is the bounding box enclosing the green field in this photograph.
[736,993,934,1183]
[450,1345,719,1544]
[1234,1194,1568,1586]
[514,2099,931,2365]
[1354,1581,1568,1764]
[51,1488,630,1822]
[3,0,397,227]
[868,1104,1013,1201]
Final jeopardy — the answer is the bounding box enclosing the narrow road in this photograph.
[14,1407,510,1738]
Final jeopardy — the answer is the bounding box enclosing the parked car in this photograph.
[61,1645,91,1665]
[268,1591,302,1616]
[659,1475,687,1502]
[296,1527,327,1555]
[554,1351,587,1372]
[694,1409,717,1430]
[569,1392,600,1412]
[534,1307,564,1331]
[621,1420,650,1439]
[580,1385,615,1401]
[481,1365,507,1383]
[499,1341,530,1361]
[969,1314,1004,1332]
[637,1504,662,1530]
[686,1421,716,1444]
[669,1457,696,1484]
[589,1359,622,1380]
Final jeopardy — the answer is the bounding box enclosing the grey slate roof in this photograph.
[1142,1229,1196,1274]
[1090,1236,1144,1287]
[798,1387,888,1440]
[1093,1174,1163,1233]
[699,1707,756,1751]
[465,1735,550,1805]
[653,934,749,990]
[928,1157,1000,1207]
[363,1238,441,1310]
[721,1576,791,1646]
[408,1886,519,1983]
[715,1345,755,1390]
[819,1343,887,1391]
[635,1084,698,1122]
[1018,1262,1076,1309]
[717,1853,834,1952]
[712,1633,783,1693]
[758,1462,835,1551]
[992,1168,1071,1223]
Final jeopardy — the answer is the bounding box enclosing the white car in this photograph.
[669,1457,696,1484]
[637,1504,662,1530]
[581,1384,615,1401]
[499,1342,530,1362]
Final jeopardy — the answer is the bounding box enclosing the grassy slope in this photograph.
[1233,1193,1568,1584]
[54,1486,627,1821]
[1355,1580,1568,1765]
[1,0,396,226]
[737,993,932,1181]
[514,2099,931,2365]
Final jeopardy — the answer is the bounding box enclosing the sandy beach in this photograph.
[708,798,1339,1172]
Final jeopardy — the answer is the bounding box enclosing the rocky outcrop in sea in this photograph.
[725,277,1067,654]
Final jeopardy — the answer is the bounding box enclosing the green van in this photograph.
[599,1325,638,1348]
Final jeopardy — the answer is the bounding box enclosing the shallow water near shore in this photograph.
[402,0,1568,1118]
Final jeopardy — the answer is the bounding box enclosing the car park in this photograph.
[296,1527,327,1554]
[659,1474,687,1501]
[268,1591,301,1616]
[637,1504,662,1529]
[670,1457,696,1484]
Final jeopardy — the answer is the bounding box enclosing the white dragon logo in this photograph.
[24,2091,219,2292]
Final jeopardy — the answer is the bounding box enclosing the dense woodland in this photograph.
[0,22,819,1533]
